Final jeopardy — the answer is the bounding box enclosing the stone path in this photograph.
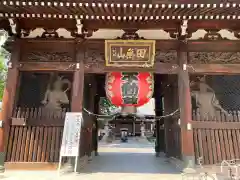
[3,138,182,180]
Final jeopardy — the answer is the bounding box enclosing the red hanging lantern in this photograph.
[105,72,154,107]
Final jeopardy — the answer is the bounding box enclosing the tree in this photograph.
[98,97,120,128]
[0,49,7,101]
[0,30,8,101]
[99,97,119,115]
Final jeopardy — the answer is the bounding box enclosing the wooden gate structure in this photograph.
[0,0,240,171]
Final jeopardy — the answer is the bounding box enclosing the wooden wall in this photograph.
[191,75,240,164]
[5,74,97,164]
[192,110,240,165]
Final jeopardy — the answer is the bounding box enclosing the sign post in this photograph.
[105,40,155,67]
[58,112,82,173]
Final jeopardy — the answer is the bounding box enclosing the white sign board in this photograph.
[58,112,82,172]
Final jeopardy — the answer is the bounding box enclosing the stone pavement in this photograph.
[2,138,183,180]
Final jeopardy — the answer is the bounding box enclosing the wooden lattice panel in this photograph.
[6,126,63,162]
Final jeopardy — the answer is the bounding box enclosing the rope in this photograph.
[83,107,179,120]
[83,107,116,118]
[155,109,179,120]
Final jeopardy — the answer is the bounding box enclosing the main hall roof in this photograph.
[0,0,239,20]
[1,0,240,37]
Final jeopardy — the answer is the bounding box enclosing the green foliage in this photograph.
[98,97,119,128]
[0,48,7,101]
[99,97,118,115]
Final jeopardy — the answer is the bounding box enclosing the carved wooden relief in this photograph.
[155,50,177,63]
[234,31,240,39]
[22,52,73,62]
[21,28,60,38]
[189,52,240,64]
[203,31,224,40]
[188,29,240,41]
[84,48,177,68]
[84,48,105,69]
[117,30,140,40]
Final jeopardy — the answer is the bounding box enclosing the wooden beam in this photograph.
[20,39,240,52]
[84,20,240,31]
[85,63,179,74]
[18,18,76,31]
[192,121,240,129]
[5,162,58,170]
[5,19,240,37]
[188,20,240,30]
[188,41,240,52]
[5,0,238,4]
[84,20,180,30]
[189,64,240,74]
[18,62,75,71]
[19,60,240,75]
[19,61,179,74]
[84,39,179,50]
[19,39,240,53]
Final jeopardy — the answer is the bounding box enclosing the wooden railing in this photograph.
[192,109,240,165]
[11,107,70,126]
[192,109,240,122]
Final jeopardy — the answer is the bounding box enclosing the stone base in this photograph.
[88,152,95,163]
[156,152,165,157]
[137,137,149,143]
[78,155,88,170]
[60,155,89,173]
[0,152,5,173]
[168,156,195,172]
[90,151,95,158]
[182,155,195,171]
[61,161,74,173]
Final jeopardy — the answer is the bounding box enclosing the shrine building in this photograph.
[0,0,240,171]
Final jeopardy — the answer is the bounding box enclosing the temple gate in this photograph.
[0,0,239,171]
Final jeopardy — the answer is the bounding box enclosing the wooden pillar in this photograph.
[71,66,84,112]
[164,84,173,157]
[0,39,20,172]
[91,116,96,155]
[87,75,96,158]
[133,121,135,136]
[71,41,85,167]
[155,110,161,155]
[178,43,195,169]
[93,94,99,156]
[154,75,163,156]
